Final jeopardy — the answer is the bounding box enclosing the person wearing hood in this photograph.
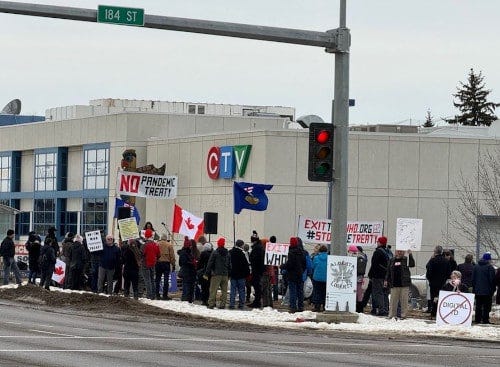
[248,231,265,308]
[197,240,214,306]
[472,252,496,324]
[39,237,57,290]
[178,237,197,303]
[204,237,231,309]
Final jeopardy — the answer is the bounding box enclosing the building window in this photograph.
[16,212,30,237]
[82,198,107,234]
[188,104,196,114]
[33,198,55,235]
[35,152,57,191]
[84,147,109,190]
[197,105,205,114]
[0,155,11,192]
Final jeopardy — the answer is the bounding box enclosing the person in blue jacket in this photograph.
[312,245,328,312]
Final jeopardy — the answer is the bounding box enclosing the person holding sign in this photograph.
[442,270,468,293]
[384,249,415,320]
[280,237,306,313]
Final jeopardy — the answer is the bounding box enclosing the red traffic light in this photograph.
[316,130,330,144]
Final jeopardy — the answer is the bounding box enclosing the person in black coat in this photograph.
[67,235,88,290]
[1,229,22,285]
[280,237,306,313]
[39,239,57,290]
[122,239,141,300]
[25,232,42,284]
[229,239,250,309]
[442,270,468,293]
[426,245,452,317]
[178,238,197,303]
[457,254,474,291]
[472,253,496,324]
[367,236,390,316]
[248,234,265,308]
[197,242,213,306]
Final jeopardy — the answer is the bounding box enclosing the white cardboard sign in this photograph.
[436,291,474,327]
[85,230,104,252]
[395,218,422,251]
[325,255,357,312]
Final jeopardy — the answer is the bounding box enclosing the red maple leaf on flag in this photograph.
[54,266,65,276]
[184,217,195,230]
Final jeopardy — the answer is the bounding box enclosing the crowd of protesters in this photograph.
[1,226,499,323]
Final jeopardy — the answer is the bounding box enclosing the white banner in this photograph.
[395,218,423,251]
[325,255,357,312]
[297,216,384,248]
[85,230,103,252]
[436,291,474,327]
[117,171,178,199]
[264,242,289,266]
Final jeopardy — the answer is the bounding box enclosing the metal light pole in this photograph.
[330,0,350,256]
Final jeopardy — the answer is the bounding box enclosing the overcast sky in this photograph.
[1,1,499,125]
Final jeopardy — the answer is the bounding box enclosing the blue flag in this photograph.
[233,181,273,214]
[113,198,141,224]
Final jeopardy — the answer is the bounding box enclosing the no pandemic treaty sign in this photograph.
[117,171,178,199]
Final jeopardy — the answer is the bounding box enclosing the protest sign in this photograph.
[298,215,383,248]
[436,291,474,327]
[85,230,103,252]
[395,218,423,251]
[325,255,357,312]
[117,171,177,199]
[264,242,289,266]
[118,217,140,241]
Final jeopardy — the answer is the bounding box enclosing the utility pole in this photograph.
[330,0,350,256]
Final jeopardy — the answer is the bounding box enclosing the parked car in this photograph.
[410,274,428,308]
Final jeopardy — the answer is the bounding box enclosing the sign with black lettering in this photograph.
[264,243,289,266]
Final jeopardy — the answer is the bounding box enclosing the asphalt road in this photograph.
[0,301,498,367]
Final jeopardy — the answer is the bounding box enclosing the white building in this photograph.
[0,98,498,273]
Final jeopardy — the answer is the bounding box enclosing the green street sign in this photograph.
[97,5,144,26]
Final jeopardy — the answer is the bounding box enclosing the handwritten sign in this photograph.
[118,217,140,241]
[395,218,422,251]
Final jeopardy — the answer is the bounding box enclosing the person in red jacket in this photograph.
[142,229,160,300]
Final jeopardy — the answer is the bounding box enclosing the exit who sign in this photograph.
[97,5,144,26]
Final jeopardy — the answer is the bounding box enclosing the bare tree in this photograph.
[443,149,500,260]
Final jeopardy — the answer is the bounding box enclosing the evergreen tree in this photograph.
[423,109,434,127]
[448,68,498,126]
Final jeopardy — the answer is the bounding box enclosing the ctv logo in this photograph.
[207,145,252,179]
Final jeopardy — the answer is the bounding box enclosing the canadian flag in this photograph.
[171,204,204,240]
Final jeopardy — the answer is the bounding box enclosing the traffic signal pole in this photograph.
[0,0,351,257]
[331,0,350,256]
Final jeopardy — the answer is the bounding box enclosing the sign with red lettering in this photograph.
[116,171,178,199]
[297,216,384,248]
[264,242,289,266]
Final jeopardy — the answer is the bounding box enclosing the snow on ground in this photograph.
[2,284,498,342]
[140,298,500,342]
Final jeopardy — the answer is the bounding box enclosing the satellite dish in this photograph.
[1,99,21,115]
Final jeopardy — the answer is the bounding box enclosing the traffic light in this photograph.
[308,123,334,182]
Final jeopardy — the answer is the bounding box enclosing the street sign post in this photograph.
[97,5,144,26]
